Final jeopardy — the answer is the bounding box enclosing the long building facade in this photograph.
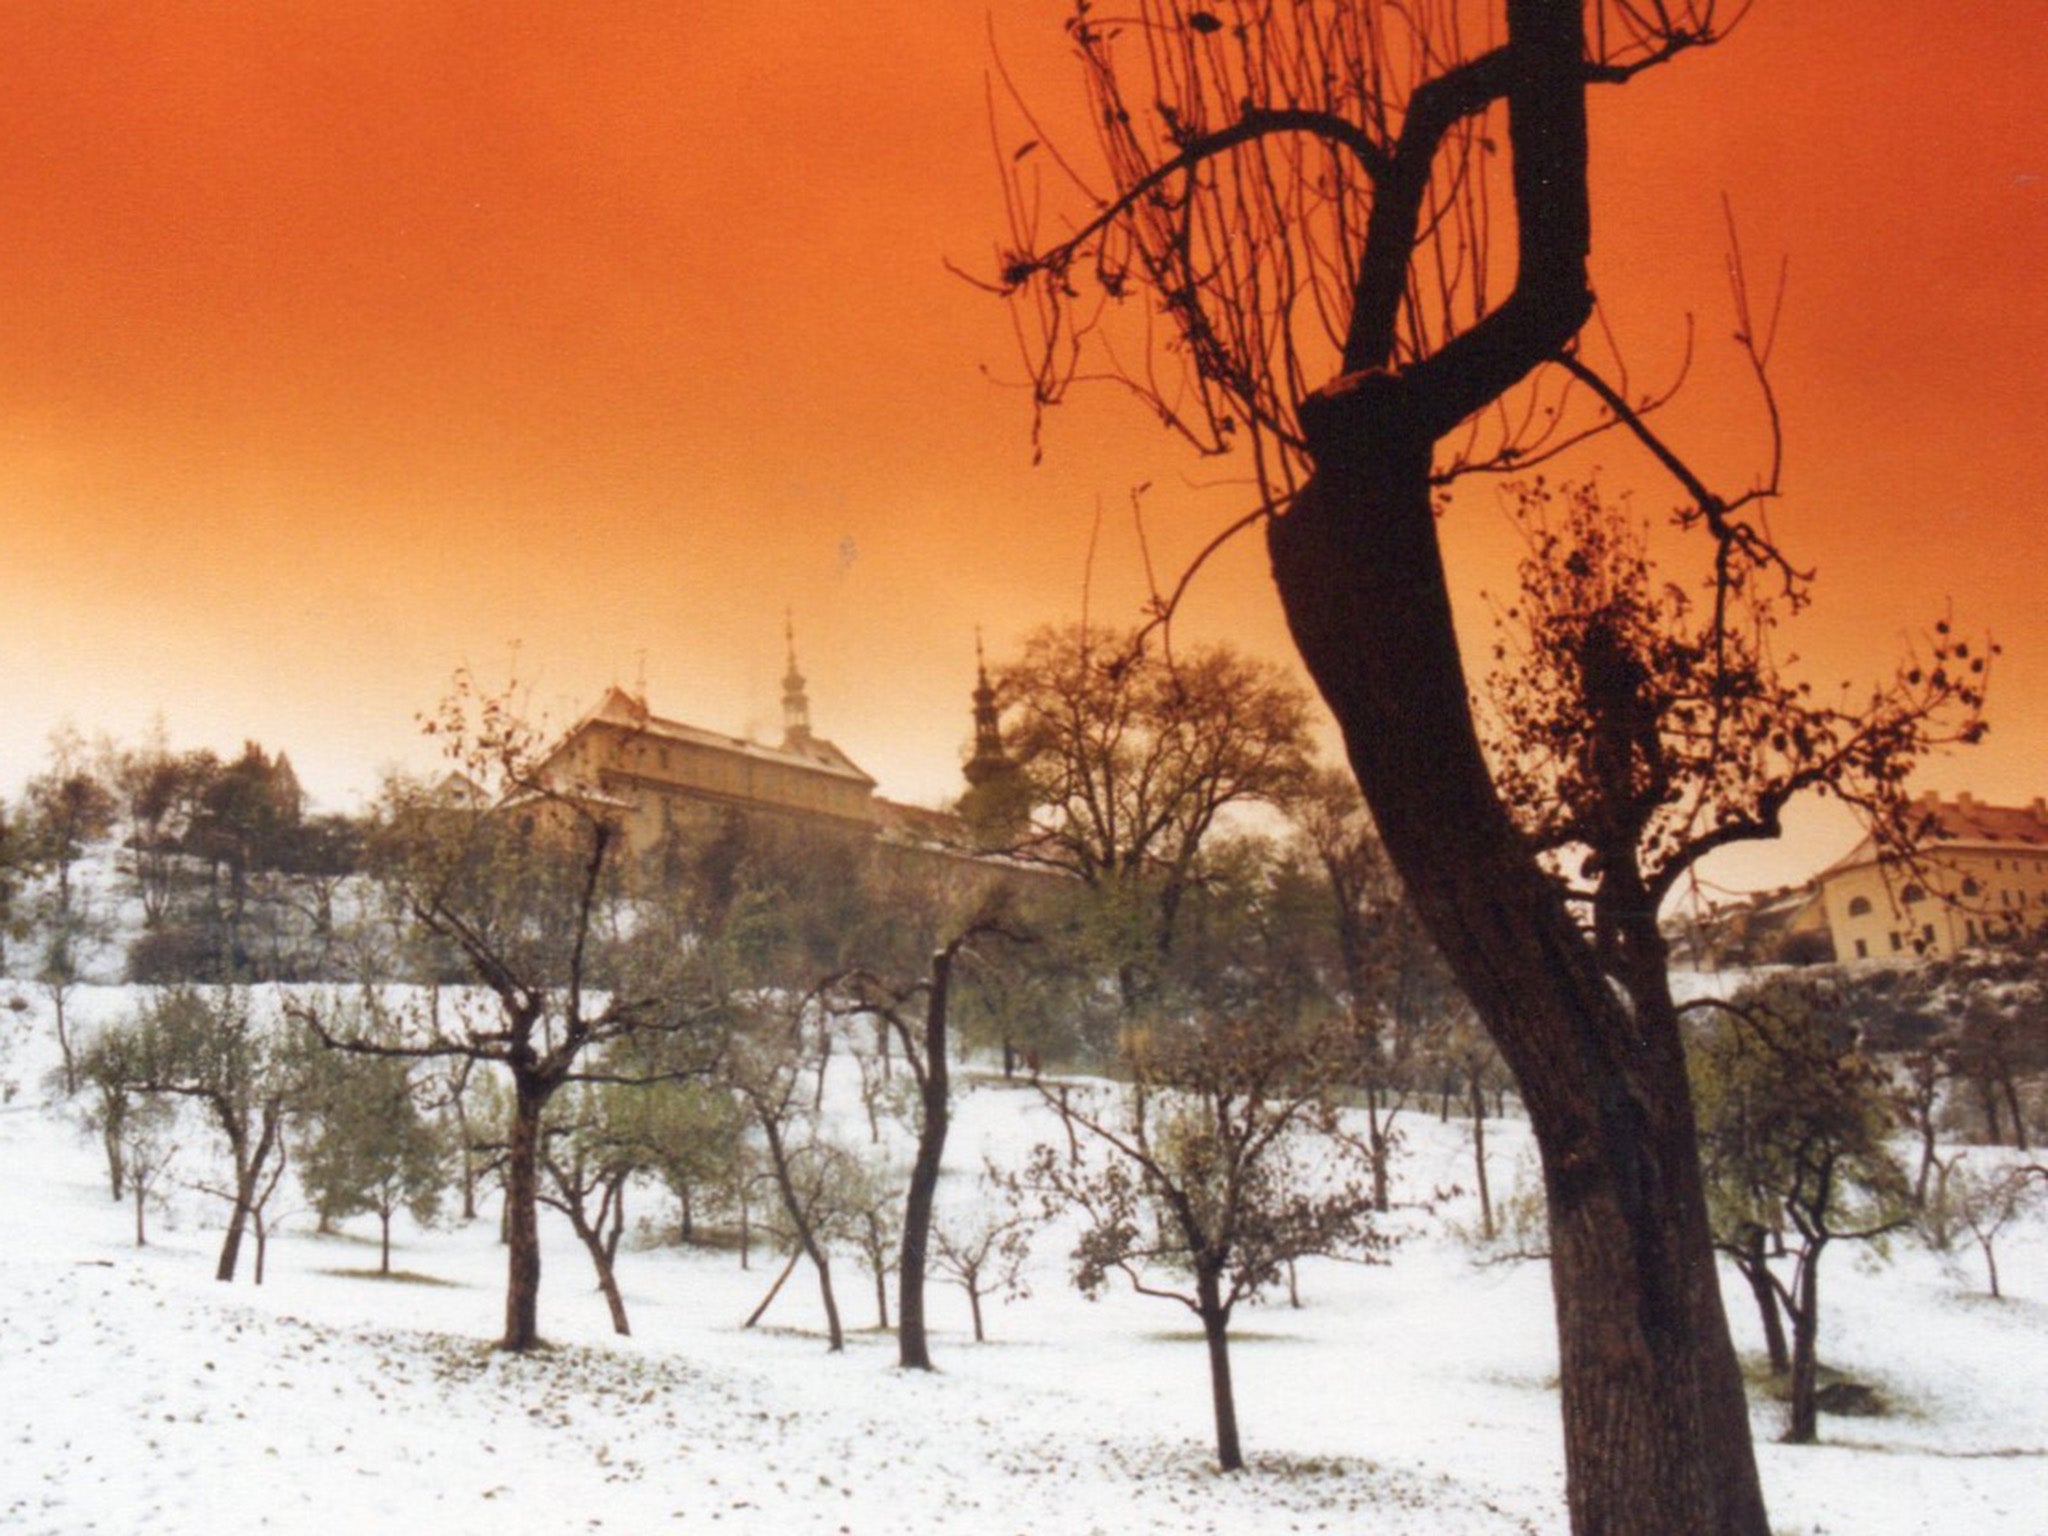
[1813,791,2048,962]
[531,632,1009,863]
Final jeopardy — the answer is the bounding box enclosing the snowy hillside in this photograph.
[1,981,2044,1536]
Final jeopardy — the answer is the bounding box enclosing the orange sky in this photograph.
[1,2,2042,896]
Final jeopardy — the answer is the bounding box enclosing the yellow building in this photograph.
[1814,792,2048,962]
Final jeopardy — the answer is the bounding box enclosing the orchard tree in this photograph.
[294,671,721,1351]
[1019,851,1381,1471]
[930,1178,1035,1344]
[538,1083,651,1336]
[75,1022,179,1240]
[107,986,301,1282]
[1937,1155,2044,1300]
[1290,770,1454,1212]
[295,1044,448,1276]
[830,864,1028,1371]
[1021,1011,1380,1473]
[725,989,862,1353]
[986,8,1990,1525]
[1691,980,1913,1444]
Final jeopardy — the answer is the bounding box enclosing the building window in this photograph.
[1902,885,1926,905]
[1923,924,1936,945]
[1854,939,1868,959]
[1847,895,1873,917]
[1963,877,1982,897]
[1889,931,1903,952]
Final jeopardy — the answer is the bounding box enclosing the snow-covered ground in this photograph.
[1,984,2043,1536]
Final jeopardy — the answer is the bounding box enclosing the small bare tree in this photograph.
[1020,1012,1380,1473]
[931,1179,1035,1344]
[1938,1155,2045,1300]
[1692,979,1913,1444]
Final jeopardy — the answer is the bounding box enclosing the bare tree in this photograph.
[832,869,1028,1371]
[1021,1013,1380,1473]
[1290,770,1451,1212]
[930,1179,1035,1344]
[727,990,855,1353]
[1691,980,1913,1444]
[294,670,719,1350]
[107,986,298,1282]
[978,6,2008,1527]
[538,1084,646,1336]
[1937,1155,2045,1301]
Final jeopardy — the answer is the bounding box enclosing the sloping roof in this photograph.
[564,685,877,789]
[1917,793,2048,848]
[1818,791,2048,879]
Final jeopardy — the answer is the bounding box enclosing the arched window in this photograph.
[1847,895,1873,918]
[1901,884,1926,905]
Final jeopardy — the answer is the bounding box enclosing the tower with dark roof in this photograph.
[781,614,812,750]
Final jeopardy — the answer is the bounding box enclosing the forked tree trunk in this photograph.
[1271,435,1768,1536]
[1783,1244,1824,1444]
[757,1114,845,1353]
[214,1103,282,1284]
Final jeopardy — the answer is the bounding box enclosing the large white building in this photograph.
[1812,791,2048,962]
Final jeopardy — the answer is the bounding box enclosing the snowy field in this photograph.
[2,984,2044,1536]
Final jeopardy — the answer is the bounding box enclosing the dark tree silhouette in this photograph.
[983,5,1990,1530]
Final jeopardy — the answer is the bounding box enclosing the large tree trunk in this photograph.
[897,949,955,1371]
[502,1076,547,1351]
[1270,439,1768,1536]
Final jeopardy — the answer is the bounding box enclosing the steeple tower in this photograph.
[780,612,813,749]
[963,629,1008,787]
[959,630,1028,848]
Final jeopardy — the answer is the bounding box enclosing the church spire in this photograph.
[960,630,1027,848]
[781,612,813,748]
[963,629,1009,788]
